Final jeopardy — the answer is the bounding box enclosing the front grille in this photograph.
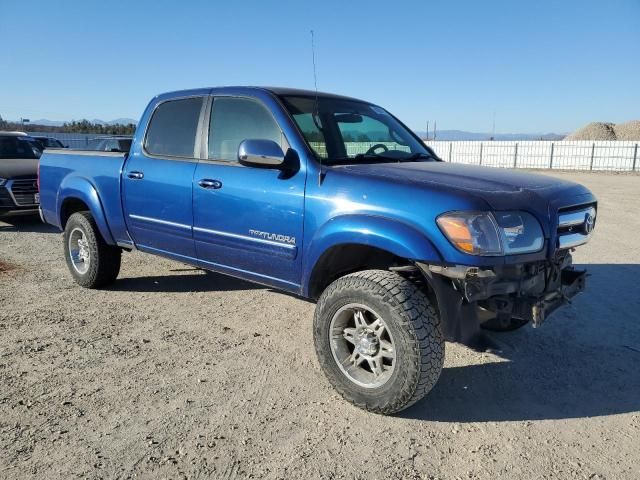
[9,178,38,206]
[557,204,596,250]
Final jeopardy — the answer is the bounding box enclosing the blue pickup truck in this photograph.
[39,87,597,414]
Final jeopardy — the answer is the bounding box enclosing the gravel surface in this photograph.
[1,172,640,479]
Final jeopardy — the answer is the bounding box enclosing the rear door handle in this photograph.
[198,179,222,189]
[127,171,144,180]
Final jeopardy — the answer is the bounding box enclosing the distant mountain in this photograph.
[108,118,137,125]
[22,118,137,127]
[90,118,138,126]
[30,119,65,127]
[415,129,566,141]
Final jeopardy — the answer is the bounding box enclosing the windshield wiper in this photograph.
[353,152,435,163]
[327,152,435,166]
[353,153,400,162]
[404,152,434,161]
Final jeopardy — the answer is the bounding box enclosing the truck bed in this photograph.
[39,150,129,244]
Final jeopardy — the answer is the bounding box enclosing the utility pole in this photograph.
[426,121,429,141]
[434,120,437,141]
[491,110,496,140]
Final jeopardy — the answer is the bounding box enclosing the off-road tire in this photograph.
[314,270,445,414]
[63,211,121,288]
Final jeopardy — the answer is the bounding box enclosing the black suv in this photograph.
[0,132,41,217]
[33,136,66,149]
[88,136,132,152]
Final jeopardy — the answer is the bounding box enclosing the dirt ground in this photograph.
[1,171,639,479]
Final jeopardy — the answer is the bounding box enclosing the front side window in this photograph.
[280,95,435,165]
[208,97,282,162]
[145,97,203,158]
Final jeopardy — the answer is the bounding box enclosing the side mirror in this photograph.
[238,139,285,168]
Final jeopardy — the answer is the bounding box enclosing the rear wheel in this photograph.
[314,270,444,414]
[63,211,121,288]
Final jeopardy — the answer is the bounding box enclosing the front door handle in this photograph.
[198,179,222,189]
[127,171,144,180]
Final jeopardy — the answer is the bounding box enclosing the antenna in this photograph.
[311,30,319,94]
[310,29,325,185]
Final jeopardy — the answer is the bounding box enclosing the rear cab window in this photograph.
[145,97,204,158]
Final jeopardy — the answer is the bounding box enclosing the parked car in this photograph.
[0,132,41,217]
[88,136,132,152]
[33,136,66,149]
[38,87,597,414]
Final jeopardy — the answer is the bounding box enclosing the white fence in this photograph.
[424,140,639,172]
[313,140,639,171]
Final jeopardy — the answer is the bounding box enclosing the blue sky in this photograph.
[1,0,638,133]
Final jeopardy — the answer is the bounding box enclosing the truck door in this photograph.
[123,96,206,259]
[192,96,305,291]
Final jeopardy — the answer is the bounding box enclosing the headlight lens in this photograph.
[493,211,544,254]
[437,211,544,256]
[436,212,502,255]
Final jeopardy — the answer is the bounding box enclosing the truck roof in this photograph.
[260,87,366,102]
[156,86,367,104]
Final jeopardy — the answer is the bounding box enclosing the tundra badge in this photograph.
[249,229,296,245]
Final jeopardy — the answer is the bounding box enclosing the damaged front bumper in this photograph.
[525,268,586,327]
[416,254,587,342]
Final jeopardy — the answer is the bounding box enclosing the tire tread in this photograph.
[314,269,445,414]
[64,211,121,288]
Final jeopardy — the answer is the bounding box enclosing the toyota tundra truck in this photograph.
[38,87,597,414]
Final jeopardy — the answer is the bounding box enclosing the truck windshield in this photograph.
[279,95,436,165]
[0,136,42,160]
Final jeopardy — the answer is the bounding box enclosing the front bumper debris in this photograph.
[514,268,586,327]
[416,255,587,342]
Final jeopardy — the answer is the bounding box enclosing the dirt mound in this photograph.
[613,120,640,141]
[565,122,616,141]
[565,120,640,141]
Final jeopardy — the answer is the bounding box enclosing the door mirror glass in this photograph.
[238,139,285,167]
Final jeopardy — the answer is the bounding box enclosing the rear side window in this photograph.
[145,97,203,158]
[209,97,282,162]
[0,136,42,159]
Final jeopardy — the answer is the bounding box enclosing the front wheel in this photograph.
[314,270,444,414]
[63,211,121,288]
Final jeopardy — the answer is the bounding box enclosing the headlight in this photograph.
[437,211,544,256]
[0,178,6,186]
[493,211,544,254]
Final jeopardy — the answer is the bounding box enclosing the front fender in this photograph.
[302,214,442,295]
[57,176,115,245]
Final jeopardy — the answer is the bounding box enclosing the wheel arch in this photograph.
[303,215,442,299]
[57,177,115,245]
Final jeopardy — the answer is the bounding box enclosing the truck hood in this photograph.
[337,161,593,212]
[0,158,39,178]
